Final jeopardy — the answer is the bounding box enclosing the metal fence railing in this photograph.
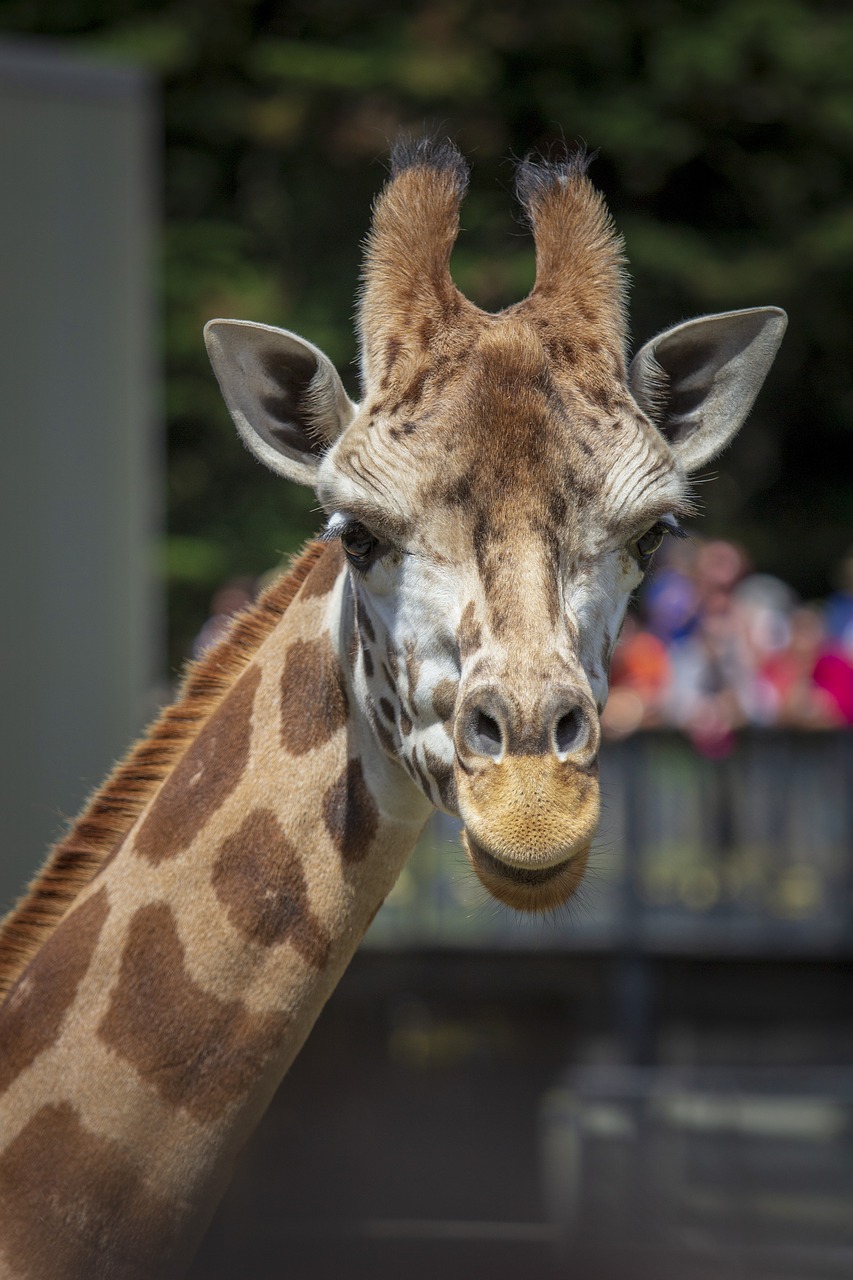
[367,730,853,956]
[541,1065,853,1280]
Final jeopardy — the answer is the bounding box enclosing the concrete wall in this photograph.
[0,39,162,911]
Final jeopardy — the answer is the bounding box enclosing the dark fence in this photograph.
[542,1065,853,1280]
[367,730,853,957]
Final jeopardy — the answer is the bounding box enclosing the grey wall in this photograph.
[0,39,162,912]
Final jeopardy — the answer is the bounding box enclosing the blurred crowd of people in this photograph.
[195,541,853,759]
[604,540,853,754]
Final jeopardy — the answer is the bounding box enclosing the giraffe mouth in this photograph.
[462,830,590,913]
[454,753,599,912]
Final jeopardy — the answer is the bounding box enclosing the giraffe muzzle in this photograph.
[455,754,600,913]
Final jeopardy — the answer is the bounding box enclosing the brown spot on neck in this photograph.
[321,759,380,864]
[0,1102,180,1280]
[134,665,261,865]
[212,809,331,965]
[0,539,328,999]
[0,888,109,1095]
[280,636,349,755]
[98,903,288,1122]
[298,539,344,599]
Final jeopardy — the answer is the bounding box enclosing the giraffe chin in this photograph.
[455,756,600,913]
[462,830,591,913]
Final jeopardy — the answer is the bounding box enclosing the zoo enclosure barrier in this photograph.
[368,729,853,957]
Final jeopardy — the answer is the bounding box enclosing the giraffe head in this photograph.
[205,138,785,913]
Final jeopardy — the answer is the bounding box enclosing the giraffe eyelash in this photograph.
[320,512,350,542]
[659,513,688,539]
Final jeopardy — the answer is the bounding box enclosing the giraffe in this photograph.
[0,138,785,1277]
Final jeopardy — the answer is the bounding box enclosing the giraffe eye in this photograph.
[341,522,379,569]
[634,523,666,567]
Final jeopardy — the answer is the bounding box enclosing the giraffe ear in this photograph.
[628,306,787,473]
[204,319,358,486]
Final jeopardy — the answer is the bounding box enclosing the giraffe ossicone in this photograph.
[0,137,786,1278]
[207,137,786,911]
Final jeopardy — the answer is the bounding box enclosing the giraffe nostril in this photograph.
[554,707,585,756]
[472,711,503,757]
[455,689,510,763]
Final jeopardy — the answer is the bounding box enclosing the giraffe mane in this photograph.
[0,539,329,1000]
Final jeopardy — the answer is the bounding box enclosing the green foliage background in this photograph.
[3,0,853,664]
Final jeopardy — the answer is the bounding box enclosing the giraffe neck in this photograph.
[0,547,430,1279]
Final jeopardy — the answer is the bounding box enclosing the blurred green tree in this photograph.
[2,0,852,664]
